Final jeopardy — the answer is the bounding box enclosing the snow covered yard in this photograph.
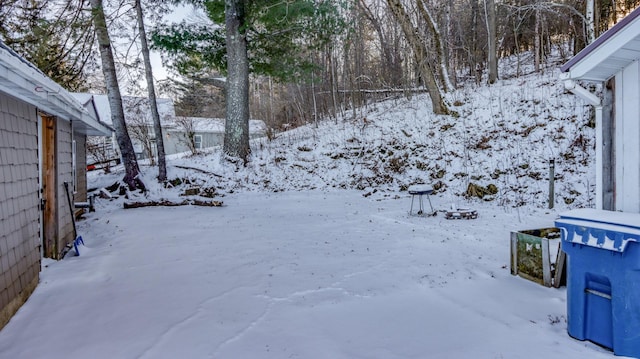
[0,191,615,358]
[0,66,610,358]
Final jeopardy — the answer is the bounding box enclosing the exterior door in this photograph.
[41,115,57,258]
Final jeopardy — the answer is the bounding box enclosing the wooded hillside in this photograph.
[2,0,638,130]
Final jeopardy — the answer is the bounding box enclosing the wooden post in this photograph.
[541,235,552,287]
[41,115,58,258]
[602,78,615,210]
[553,245,566,288]
[549,159,555,209]
[510,232,518,276]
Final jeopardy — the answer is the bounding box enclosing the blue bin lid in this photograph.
[555,209,640,252]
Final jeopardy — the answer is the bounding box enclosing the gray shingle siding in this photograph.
[0,93,40,328]
[1,40,110,329]
[56,120,74,249]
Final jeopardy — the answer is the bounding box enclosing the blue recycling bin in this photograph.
[555,209,640,357]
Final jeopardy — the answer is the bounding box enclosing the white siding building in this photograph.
[560,6,640,213]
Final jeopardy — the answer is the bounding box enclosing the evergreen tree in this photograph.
[0,0,95,91]
[152,0,347,161]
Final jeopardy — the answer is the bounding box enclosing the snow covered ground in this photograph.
[152,67,595,211]
[0,66,617,358]
[0,191,617,358]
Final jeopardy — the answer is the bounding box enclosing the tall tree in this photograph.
[358,0,400,88]
[90,0,144,190]
[415,0,453,92]
[469,0,481,83]
[534,5,541,72]
[585,0,596,43]
[386,0,449,114]
[223,0,250,160]
[135,0,167,181]
[153,0,346,161]
[485,0,498,84]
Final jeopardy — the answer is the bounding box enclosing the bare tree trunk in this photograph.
[90,0,143,190]
[445,1,456,88]
[585,0,596,43]
[311,67,318,128]
[386,0,449,114]
[268,76,274,125]
[175,117,198,155]
[135,0,166,182]
[224,0,250,162]
[470,0,481,84]
[359,0,396,88]
[485,0,498,84]
[416,0,453,92]
[512,16,521,77]
[534,7,541,72]
[328,44,339,123]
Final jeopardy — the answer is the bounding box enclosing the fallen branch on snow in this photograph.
[124,199,223,209]
[174,165,224,177]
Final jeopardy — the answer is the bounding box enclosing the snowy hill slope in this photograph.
[92,67,595,211]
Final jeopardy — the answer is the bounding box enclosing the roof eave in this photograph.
[561,6,640,82]
[0,44,111,136]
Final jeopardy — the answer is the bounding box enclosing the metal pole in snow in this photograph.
[549,159,555,209]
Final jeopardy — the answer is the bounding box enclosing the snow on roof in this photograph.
[0,41,111,136]
[171,116,267,134]
[70,94,114,135]
[173,117,225,133]
[76,93,267,136]
[72,92,94,105]
[78,94,177,127]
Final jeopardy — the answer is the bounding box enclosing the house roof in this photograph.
[561,6,640,82]
[0,41,112,136]
[77,94,176,127]
[172,116,267,134]
[71,94,114,136]
[76,93,268,135]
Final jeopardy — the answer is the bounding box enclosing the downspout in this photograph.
[562,78,601,106]
[561,75,603,210]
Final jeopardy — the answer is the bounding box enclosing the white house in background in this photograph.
[560,6,640,213]
[74,94,267,160]
[168,116,267,154]
[72,94,175,161]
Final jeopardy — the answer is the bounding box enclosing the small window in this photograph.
[194,134,203,149]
